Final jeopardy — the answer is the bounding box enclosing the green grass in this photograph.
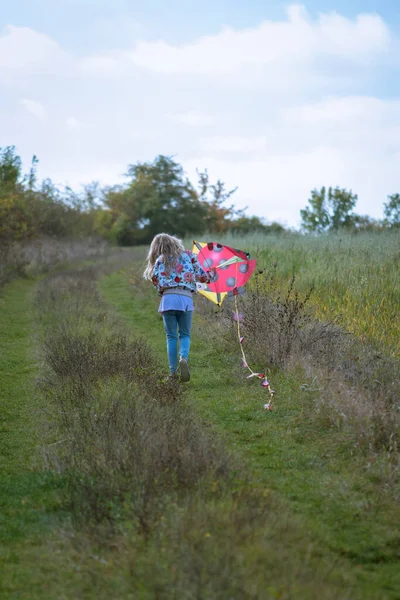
[0,278,64,598]
[99,268,400,599]
[1,244,398,598]
[189,231,400,357]
[0,275,135,599]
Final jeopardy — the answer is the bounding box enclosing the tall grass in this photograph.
[217,267,400,461]
[100,261,400,597]
[0,236,109,289]
[202,230,400,357]
[34,266,355,599]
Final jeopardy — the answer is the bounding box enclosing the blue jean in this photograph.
[162,310,193,373]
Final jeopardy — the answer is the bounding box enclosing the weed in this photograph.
[214,264,400,466]
[34,266,359,598]
[0,236,110,289]
[212,230,400,357]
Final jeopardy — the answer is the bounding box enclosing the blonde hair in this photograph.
[143,233,185,280]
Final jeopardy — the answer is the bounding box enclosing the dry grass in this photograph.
[213,231,400,357]
[38,269,226,533]
[34,266,355,599]
[0,236,109,288]
[216,266,400,464]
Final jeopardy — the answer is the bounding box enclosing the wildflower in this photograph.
[232,311,243,322]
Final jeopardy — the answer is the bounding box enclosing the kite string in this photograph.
[234,293,255,376]
[234,260,254,375]
[234,262,275,409]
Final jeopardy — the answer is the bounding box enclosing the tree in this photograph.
[0,147,27,243]
[197,169,242,232]
[105,155,208,245]
[328,187,358,230]
[300,186,358,233]
[384,194,400,226]
[229,215,286,235]
[300,187,330,233]
[350,214,384,233]
[0,146,22,194]
[0,146,279,246]
[0,147,100,243]
[27,155,39,190]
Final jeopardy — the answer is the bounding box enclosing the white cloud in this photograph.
[0,6,399,227]
[128,5,390,76]
[78,53,125,76]
[183,95,400,225]
[66,117,80,129]
[198,136,267,153]
[283,96,386,124]
[167,111,216,126]
[19,99,47,121]
[184,145,347,225]
[281,96,400,151]
[47,163,126,190]
[0,25,61,68]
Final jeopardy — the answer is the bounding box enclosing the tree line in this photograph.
[300,187,400,233]
[1,146,399,249]
[0,147,285,247]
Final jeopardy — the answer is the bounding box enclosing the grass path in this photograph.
[99,268,400,600]
[0,278,60,597]
[0,264,398,598]
[0,278,96,599]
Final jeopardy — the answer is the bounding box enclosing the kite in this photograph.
[192,241,257,306]
[192,240,275,409]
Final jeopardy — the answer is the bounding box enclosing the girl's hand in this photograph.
[208,267,217,281]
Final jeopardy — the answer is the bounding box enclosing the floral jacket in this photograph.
[151,251,210,295]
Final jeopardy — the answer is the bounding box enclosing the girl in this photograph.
[143,233,215,382]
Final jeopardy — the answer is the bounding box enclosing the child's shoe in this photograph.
[179,357,190,382]
[162,372,179,384]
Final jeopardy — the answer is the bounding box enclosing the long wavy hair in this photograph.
[143,233,185,280]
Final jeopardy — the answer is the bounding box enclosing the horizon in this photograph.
[1,1,400,227]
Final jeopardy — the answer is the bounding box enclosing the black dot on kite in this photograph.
[214,244,224,253]
[204,258,214,268]
[226,276,236,288]
[218,258,229,270]
[239,263,249,274]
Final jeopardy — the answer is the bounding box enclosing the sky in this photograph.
[1,1,400,227]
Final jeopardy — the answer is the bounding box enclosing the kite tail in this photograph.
[233,270,275,411]
[234,294,254,374]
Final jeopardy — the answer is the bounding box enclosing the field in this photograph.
[205,231,400,357]
[0,232,399,599]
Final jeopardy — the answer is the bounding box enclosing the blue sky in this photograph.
[2,1,400,69]
[1,1,400,225]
